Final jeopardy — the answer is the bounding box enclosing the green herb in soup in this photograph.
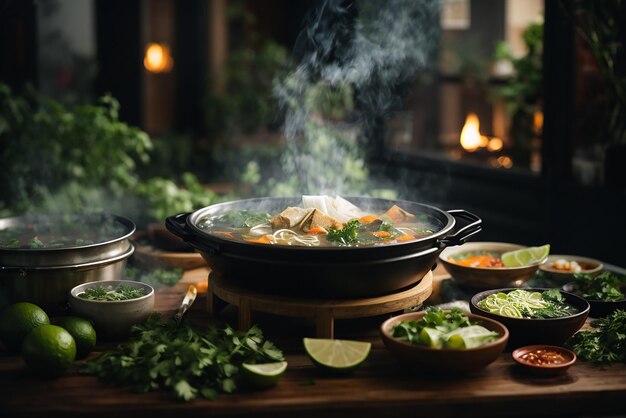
[391,307,499,349]
[477,289,578,319]
[573,271,626,301]
[79,284,145,301]
[196,196,436,248]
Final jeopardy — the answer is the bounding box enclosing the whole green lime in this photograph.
[55,316,97,359]
[22,324,76,377]
[0,302,50,352]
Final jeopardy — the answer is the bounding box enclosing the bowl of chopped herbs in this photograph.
[380,307,509,373]
[69,280,154,339]
[470,288,589,348]
[563,271,626,318]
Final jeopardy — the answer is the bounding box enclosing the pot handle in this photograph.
[165,213,220,256]
[165,212,195,241]
[438,209,482,247]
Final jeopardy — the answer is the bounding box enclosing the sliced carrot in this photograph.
[396,235,416,242]
[212,231,235,239]
[372,231,392,238]
[244,235,272,244]
[358,215,379,224]
[307,227,327,235]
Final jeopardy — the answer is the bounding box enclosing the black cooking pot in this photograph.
[166,197,481,298]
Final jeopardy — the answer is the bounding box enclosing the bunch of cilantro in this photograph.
[80,315,283,401]
[567,309,626,363]
[573,272,625,301]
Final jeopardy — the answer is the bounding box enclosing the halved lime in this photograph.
[241,361,288,388]
[303,338,371,372]
[419,327,444,349]
[501,244,550,267]
[444,325,499,349]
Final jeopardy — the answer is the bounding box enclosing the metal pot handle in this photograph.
[438,209,482,247]
[165,213,220,255]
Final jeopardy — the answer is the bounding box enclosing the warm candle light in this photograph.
[487,137,503,152]
[144,43,174,73]
[460,113,482,152]
[533,110,543,134]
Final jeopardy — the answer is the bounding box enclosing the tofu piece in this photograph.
[270,207,313,229]
[382,205,414,224]
[300,209,343,231]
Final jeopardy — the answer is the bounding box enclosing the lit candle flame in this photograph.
[460,113,504,153]
[460,113,482,152]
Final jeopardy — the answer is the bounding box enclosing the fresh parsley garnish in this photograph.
[567,309,626,363]
[80,315,284,401]
[573,272,625,301]
[326,219,361,245]
[79,284,145,301]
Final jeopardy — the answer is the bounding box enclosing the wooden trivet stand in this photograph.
[207,271,433,338]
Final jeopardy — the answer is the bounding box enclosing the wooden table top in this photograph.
[1,266,625,418]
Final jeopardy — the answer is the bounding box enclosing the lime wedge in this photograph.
[501,244,550,267]
[241,361,288,388]
[444,325,499,349]
[303,338,371,372]
[419,327,444,349]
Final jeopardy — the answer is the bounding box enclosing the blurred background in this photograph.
[0,0,624,265]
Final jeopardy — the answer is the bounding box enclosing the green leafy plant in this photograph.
[0,83,152,214]
[204,0,289,136]
[493,21,543,164]
[574,0,626,146]
[81,315,284,401]
[136,172,226,222]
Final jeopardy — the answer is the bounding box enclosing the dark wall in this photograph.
[0,0,38,89]
[95,0,141,126]
[175,0,209,134]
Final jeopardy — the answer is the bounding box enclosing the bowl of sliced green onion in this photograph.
[470,288,589,348]
[69,280,154,339]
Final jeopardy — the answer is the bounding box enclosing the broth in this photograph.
[0,214,129,249]
[196,197,437,247]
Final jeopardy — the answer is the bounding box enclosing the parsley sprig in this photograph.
[573,271,625,301]
[79,284,146,301]
[327,219,361,245]
[80,315,284,401]
[567,309,626,363]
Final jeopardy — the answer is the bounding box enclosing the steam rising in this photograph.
[274,0,439,195]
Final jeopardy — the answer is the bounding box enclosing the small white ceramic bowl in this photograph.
[539,255,603,285]
[69,280,154,339]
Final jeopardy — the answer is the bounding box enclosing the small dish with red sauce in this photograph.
[439,242,543,290]
[512,345,577,375]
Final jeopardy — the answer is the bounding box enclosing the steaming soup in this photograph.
[0,214,129,249]
[197,196,436,247]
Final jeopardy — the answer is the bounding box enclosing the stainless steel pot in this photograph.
[166,196,482,298]
[0,213,136,313]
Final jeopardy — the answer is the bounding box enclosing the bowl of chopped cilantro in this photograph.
[563,271,626,318]
[69,280,154,339]
[470,288,589,348]
[380,307,509,373]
